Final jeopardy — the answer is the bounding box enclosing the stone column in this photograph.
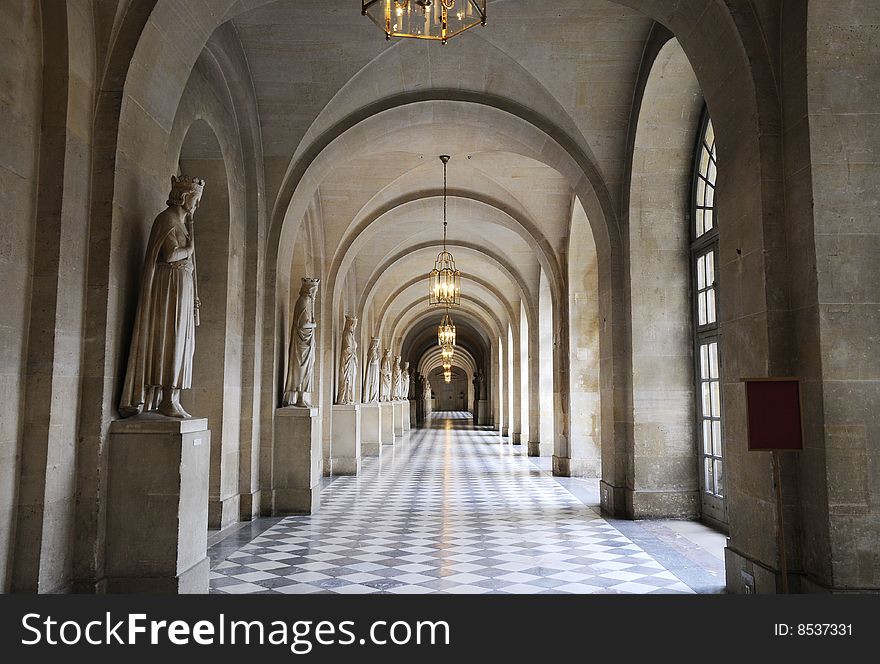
[272,407,321,514]
[330,404,361,475]
[403,400,412,430]
[360,402,382,456]
[105,416,211,593]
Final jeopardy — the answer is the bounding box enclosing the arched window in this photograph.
[691,110,726,528]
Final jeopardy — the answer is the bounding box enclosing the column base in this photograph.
[271,487,320,515]
[528,441,541,457]
[501,427,509,437]
[599,480,628,517]
[512,432,521,445]
[209,494,241,531]
[239,490,261,520]
[725,546,797,594]
[552,455,570,477]
[104,556,210,595]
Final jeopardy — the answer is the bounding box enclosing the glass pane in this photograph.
[705,120,715,149]
[714,459,724,496]
[713,419,723,456]
[696,178,706,210]
[707,159,717,185]
[701,382,711,416]
[705,251,715,285]
[695,209,704,237]
[706,287,716,323]
[704,208,713,232]
[700,344,709,379]
[706,184,715,208]
[700,147,710,176]
[710,380,721,418]
[698,292,706,325]
[709,342,719,379]
[703,420,712,455]
[696,254,705,289]
[704,458,713,493]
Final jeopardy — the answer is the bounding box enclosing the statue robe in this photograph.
[362,343,380,403]
[119,209,195,416]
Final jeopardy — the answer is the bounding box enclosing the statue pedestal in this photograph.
[403,401,412,430]
[105,415,210,594]
[272,407,321,514]
[360,402,382,456]
[477,399,490,425]
[379,402,395,445]
[331,404,361,475]
[408,400,417,430]
[393,401,405,436]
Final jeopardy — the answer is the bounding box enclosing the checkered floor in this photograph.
[210,412,700,594]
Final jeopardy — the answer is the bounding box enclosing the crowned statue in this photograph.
[118,175,205,419]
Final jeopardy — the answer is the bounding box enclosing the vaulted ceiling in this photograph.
[228,0,653,372]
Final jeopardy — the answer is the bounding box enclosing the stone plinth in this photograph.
[393,400,404,436]
[331,404,361,475]
[360,402,382,456]
[272,407,321,514]
[105,415,211,594]
[379,402,394,445]
[477,400,490,425]
[403,401,412,430]
[408,400,417,430]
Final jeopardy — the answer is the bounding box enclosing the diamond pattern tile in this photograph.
[210,412,701,594]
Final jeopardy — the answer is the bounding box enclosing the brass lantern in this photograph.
[441,346,454,362]
[429,155,461,306]
[438,309,456,349]
[362,0,487,45]
[443,369,452,383]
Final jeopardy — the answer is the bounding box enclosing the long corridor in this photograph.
[209,412,725,594]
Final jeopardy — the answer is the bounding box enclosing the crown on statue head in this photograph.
[167,175,205,205]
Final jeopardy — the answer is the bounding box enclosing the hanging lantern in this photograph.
[442,358,452,371]
[438,309,456,349]
[443,369,452,383]
[441,346,454,362]
[429,155,461,306]
[362,1,487,45]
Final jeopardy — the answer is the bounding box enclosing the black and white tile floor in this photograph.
[210,412,724,594]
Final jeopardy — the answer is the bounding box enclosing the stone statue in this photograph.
[403,361,411,399]
[473,370,484,400]
[335,315,358,405]
[392,355,402,400]
[362,337,380,403]
[282,277,320,407]
[423,378,432,400]
[118,175,205,419]
[379,349,393,402]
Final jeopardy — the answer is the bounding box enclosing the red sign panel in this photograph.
[745,379,803,451]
